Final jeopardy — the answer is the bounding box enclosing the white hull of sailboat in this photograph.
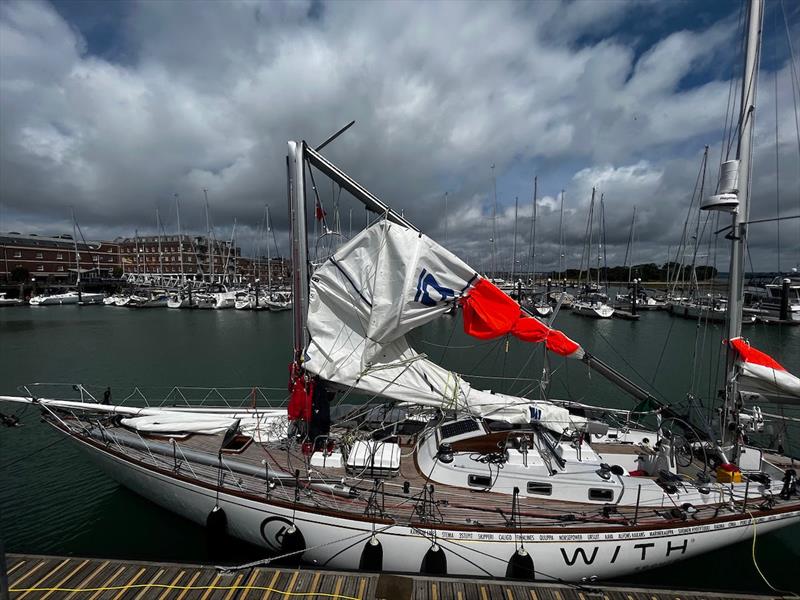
[571,303,614,319]
[74,431,800,581]
[532,305,552,318]
[266,301,291,311]
[212,292,237,310]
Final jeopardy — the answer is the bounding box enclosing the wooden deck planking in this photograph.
[4,553,780,600]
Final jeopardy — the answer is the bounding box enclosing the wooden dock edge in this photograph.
[2,553,784,600]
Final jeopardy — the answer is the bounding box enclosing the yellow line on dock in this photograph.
[40,559,90,600]
[65,560,109,600]
[157,569,186,600]
[133,567,165,600]
[357,578,367,600]
[8,560,27,575]
[308,572,321,596]
[431,582,438,600]
[87,565,126,600]
[261,570,282,600]
[238,569,261,600]
[16,558,70,599]
[175,570,203,600]
[506,588,515,600]
[332,576,343,600]
[10,560,46,588]
[111,566,147,600]
[281,571,300,598]
[223,573,245,600]
[201,573,223,600]
[480,585,489,600]
[528,591,537,600]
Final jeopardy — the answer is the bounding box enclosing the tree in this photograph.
[10,266,29,283]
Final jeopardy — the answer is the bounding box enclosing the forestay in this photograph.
[304,220,586,431]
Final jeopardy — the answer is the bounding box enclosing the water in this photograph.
[1,305,798,593]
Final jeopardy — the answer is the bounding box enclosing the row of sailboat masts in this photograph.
[126,191,244,285]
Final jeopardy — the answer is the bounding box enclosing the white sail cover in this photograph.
[305,220,585,431]
[731,337,800,404]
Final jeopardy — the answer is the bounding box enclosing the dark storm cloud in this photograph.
[0,0,797,271]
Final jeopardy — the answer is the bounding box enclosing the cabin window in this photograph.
[588,488,614,502]
[468,474,492,488]
[527,482,552,496]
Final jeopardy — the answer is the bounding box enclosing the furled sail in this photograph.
[730,337,800,404]
[304,220,585,430]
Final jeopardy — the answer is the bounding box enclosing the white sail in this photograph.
[305,220,585,431]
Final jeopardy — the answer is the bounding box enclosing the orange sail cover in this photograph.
[461,278,583,358]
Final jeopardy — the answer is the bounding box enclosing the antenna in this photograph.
[315,120,356,152]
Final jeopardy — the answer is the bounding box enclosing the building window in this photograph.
[13,251,21,258]
[57,253,63,260]
[36,265,44,272]
[36,252,43,259]
[58,266,65,272]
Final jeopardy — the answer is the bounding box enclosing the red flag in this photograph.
[460,278,582,357]
[315,201,326,221]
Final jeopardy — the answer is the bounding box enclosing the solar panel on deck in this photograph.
[440,420,479,440]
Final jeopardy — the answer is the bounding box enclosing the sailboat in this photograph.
[2,0,799,582]
[28,210,105,306]
[571,189,614,319]
[526,176,552,318]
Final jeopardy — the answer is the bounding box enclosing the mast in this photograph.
[204,189,213,285]
[156,207,164,284]
[530,177,538,285]
[625,207,636,283]
[71,208,81,302]
[491,163,497,280]
[597,193,603,290]
[443,192,448,245]
[267,206,273,295]
[558,190,565,282]
[288,141,310,360]
[175,194,185,284]
[723,0,763,447]
[511,196,518,287]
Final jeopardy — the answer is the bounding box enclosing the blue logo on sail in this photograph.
[415,269,455,307]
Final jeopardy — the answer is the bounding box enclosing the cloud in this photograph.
[0,0,797,272]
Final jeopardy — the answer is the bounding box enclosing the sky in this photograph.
[1,0,799,273]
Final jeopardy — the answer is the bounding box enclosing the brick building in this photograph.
[0,232,120,282]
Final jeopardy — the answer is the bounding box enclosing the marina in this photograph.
[2,0,800,597]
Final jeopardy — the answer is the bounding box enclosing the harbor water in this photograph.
[1,305,798,593]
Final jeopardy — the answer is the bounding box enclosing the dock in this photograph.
[2,553,781,600]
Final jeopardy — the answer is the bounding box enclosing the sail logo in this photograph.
[529,406,542,421]
[415,268,455,307]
